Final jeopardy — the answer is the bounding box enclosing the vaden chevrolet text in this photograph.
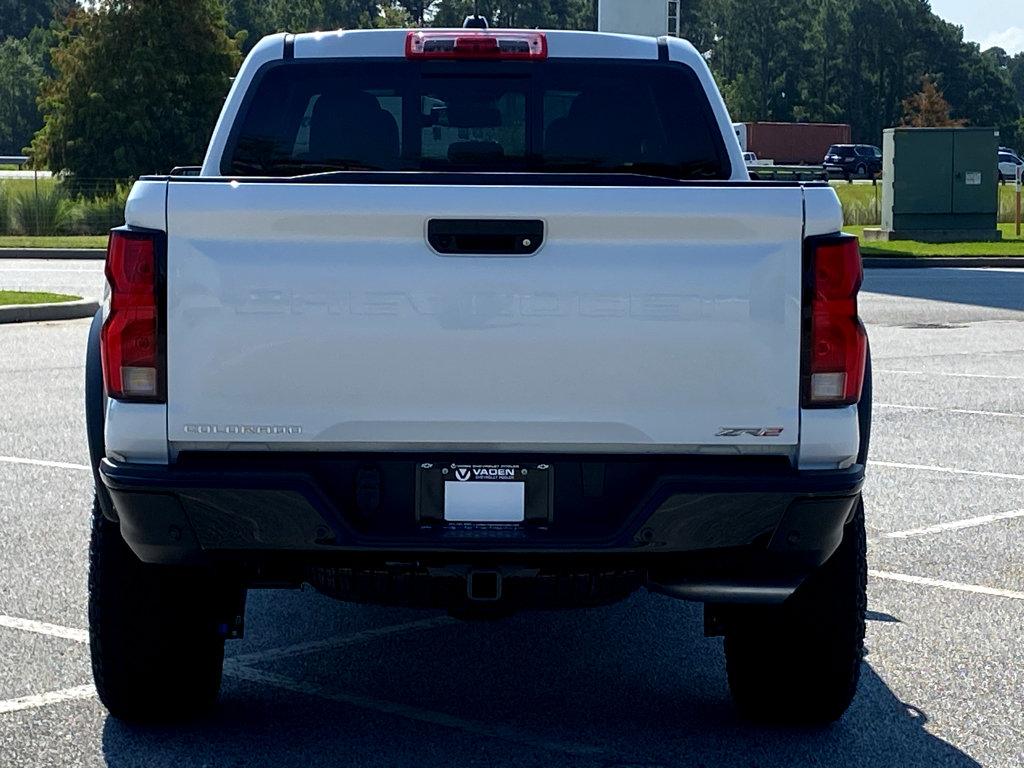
[86,26,871,724]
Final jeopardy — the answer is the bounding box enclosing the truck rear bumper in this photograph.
[99,454,863,605]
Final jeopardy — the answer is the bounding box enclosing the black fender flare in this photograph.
[85,309,116,521]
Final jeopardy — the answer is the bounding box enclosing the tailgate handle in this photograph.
[428,219,544,256]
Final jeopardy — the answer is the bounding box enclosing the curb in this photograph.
[0,248,104,260]
[863,257,1024,269]
[0,298,99,324]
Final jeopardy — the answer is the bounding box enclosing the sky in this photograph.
[929,0,1024,55]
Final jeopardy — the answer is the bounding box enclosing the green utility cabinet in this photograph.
[871,127,1001,242]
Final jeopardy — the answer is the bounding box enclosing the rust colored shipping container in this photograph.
[744,123,852,165]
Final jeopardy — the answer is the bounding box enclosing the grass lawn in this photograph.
[0,235,107,248]
[0,176,58,196]
[832,181,883,225]
[832,182,1020,226]
[0,290,81,306]
[847,223,1024,257]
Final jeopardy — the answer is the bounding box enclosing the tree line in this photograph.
[690,0,1023,145]
[0,0,1022,183]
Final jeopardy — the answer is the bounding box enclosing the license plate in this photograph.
[445,478,524,522]
[416,463,553,525]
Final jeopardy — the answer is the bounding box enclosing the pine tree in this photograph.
[900,76,967,127]
[0,32,47,153]
[0,0,75,40]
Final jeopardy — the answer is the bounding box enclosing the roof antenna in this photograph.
[463,0,488,28]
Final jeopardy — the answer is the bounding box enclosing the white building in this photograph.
[597,0,682,38]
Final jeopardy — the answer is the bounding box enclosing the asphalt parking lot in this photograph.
[0,259,1022,766]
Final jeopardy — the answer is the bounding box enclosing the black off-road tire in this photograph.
[724,497,867,724]
[88,497,226,721]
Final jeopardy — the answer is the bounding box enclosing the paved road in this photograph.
[0,259,104,300]
[0,265,1022,766]
[0,170,53,180]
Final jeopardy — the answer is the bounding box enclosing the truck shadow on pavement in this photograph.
[862,267,1024,313]
[100,591,978,767]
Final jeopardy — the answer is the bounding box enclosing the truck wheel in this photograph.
[88,496,226,721]
[724,496,866,724]
[855,163,867,177]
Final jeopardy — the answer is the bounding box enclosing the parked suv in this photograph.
[998,149,1022,181]
[824,144,882,178]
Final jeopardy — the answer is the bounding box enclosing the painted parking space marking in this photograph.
[0,456,90,471]
[228,615,455,666]
[880,508,1024,540]
[225,664,607,759]
[872,349,1024,361]
[0,608,604,756]
[876,403,1024,419]
[0,685,96,716]
[0,615,88,643]
[871,460,1024,482]
[3,365,85,375]
[0,612,449,659]
[870,570,1024,601]
[875,369,1024,381]
[0,267,101,273]
[0,612,460,714]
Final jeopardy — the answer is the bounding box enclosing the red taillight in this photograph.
[803,235,867,407]
[405,30,547,60]
[101,229,164,401]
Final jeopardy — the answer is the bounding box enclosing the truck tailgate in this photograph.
[165,182,805,452]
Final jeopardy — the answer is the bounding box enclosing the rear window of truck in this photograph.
[223,59,731,180]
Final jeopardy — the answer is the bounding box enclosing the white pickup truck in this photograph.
[742,151,774,167]
[86,26,871,725]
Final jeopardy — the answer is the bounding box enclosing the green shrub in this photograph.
[841,197,876,226]
[12,185,72,236]
[833,182,882,226]
[70,183,130,235]
[0,186,10,235]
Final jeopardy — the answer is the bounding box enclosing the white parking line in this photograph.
[226,664,605,758]
[873,349,1024,361]
[0,267,101,273]
[0,456,90,471]
[871,460,1024,482]
[875,369,1024,381]
[0,615,88,643]
[876,403,1024,419]
[880,509,1024,540]
[0,611,462,719]
[0,609,602,755]
[0,612,449,658]
[870,570,1024,601]
[0,685,96,716]
[228,616,455,666]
